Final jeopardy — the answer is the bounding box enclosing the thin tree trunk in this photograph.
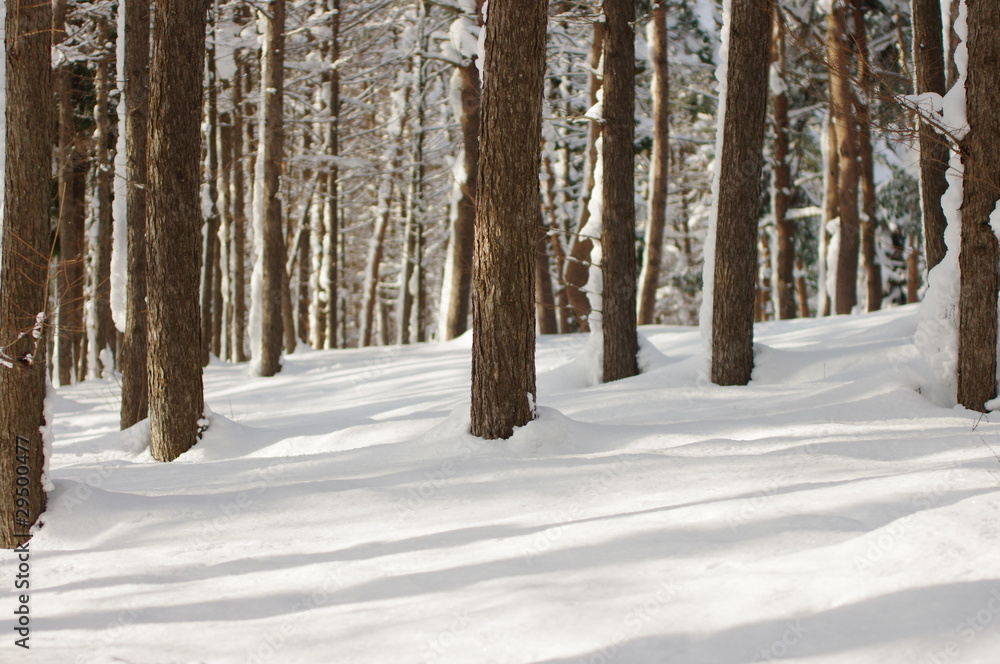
[146,0,207,461]
[821,117,839,317]
[907,236,921,304]
[0,0,54,548]
[563,21,605,332]
[602,0,639,382]
[852,0,882,312]
[471,0,547,439]
[541,155,572,333]
[709,0,771,385]
[322,0,341,349]
[912,0,949,272]
[93,57,115,374]
[202,44,221,366]
[637,5,668,326]
[795,258,810,318]
[772,6,796,320]
[218,109,233,361]
[827,1,860,315]
[120,0,151,428]
[535,210,559,335]
[957,0,1000,412]
[259,0,286,376]
[231,55,249,363]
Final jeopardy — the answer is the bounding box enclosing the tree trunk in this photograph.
[772,6,796,320]
[637,4,668,326]
[0,0,54,548]
[708,0,771,386]
[218,109,233,361]
[471,0,546,439]
[827,1,860,315]
[957,0,1000,412]
[602,0,639,382]
[93,57,115,375]
[231,54,249,363]
[852,0,882,312]
[441,25,482,341]
[535,211,559,336]
[259,0,286,376]
[120,0,151,428]
[821,117,839,317]
[322,0,341,349]
[907,236,921,304]
[912,0,949,272]
[563,21,605,333]
[146,0,207,461]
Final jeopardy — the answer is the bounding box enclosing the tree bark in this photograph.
[912,0,949,272]
[772,5,796,320]
[957,0,1000,412]
[471,0,547,439]
[821,117,839,317]
[0,0,54,548]
[709,0,771,386]
[120,0,151,428]
[231,54,249,362]
[852,0,882,312]
[564,21,605,333]
[93,57,116,375]
[258,0,286,375]
[637,5,668,327]
[602,0,639,382]
[827,1,861,315]
[147,0,208,461]
[321,0,341,349]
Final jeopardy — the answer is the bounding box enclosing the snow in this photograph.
[9,306,1000,663]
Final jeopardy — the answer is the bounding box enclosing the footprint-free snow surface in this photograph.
[8,306,1000,663]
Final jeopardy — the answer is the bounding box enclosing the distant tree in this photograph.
[119,0,152,429]
[146,0,208,461]
[601,0,639,382]
[706,0,771,385]
[470,0,547,439]
[911,0,949,272]
[771,5,795,320]
[0,0,54,548]
[957,0,1000,412]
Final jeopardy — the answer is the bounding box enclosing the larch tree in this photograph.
[637,3,668,326]
[957,0,1000,412]
[704,0,772,386]
[146,0,208,461]
[1,0,54,547]
[119,0,151,429]
[256,0,287,376]
[911,0,949,272]
[601,0,639,382]
[470,0,547,440]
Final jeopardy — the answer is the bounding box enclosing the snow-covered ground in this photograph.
[6,305,1000,663]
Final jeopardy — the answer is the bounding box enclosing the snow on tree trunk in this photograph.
[111,0,128,333]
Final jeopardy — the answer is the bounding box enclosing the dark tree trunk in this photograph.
[602,0,639,382]
[535,211,559,336]
[322,0,340,350]
[120,0,151,428]
[852,0,882,312]
[827,1,860,315]
[259,0,286,376]
[231,55,249,363]
[772,6,796,320]
[201,22,221,367]
[471,0,547,439]
[637,4,668,326]
[912,0,949,272]
[146,0,208,461]
[821,118,839,317]
[709,0,771,386]
[957,0,1000,412]
[0,0,54,549]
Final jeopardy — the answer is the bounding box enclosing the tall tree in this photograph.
[0,0,54,548]
[601,0,638,382]
[120,0,151,428]
[771,5,796,320]
[911,0,949,272]
[257,0,286,375]
[146,0,208,461]
[93,50,116,376]
[957,0,1000,411]
[827,0,861,315]
[471,0,547,439]
[706,0,771,385]
[637,4,668,326]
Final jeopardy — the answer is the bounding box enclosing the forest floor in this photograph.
[7,305,1000,663]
